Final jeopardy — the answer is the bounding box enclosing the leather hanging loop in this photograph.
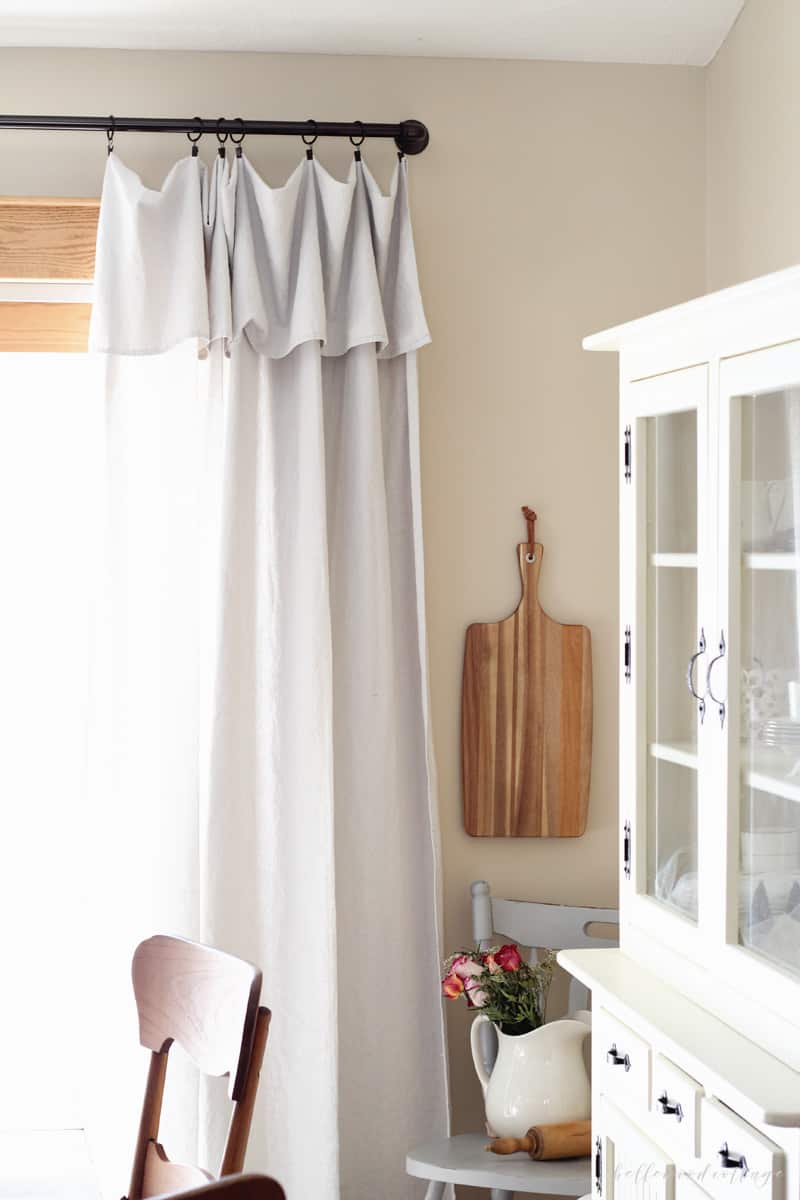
[522,505,537,550]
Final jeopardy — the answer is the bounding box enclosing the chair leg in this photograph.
[424,1183,446,1200]
[490,1190,515,1200]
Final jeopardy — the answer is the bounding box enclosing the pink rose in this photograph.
[494,944,523,972]
[465,976,489,1008]
[451,954,485,980]
[442,972,465,999]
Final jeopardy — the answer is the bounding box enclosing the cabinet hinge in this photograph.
[624,425,632,483]
[623,819,632,880]
[624,625,632,683]
[594,1135,603,1196]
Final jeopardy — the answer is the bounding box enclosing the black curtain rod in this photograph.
[0,114,430,155]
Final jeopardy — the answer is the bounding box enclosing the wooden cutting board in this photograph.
[462,509,592,837]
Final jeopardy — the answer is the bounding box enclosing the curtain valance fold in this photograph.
[89,153,430,360]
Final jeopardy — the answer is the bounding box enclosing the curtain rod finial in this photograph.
[395,120,429,156]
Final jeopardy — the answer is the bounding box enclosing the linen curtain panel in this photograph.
[84,152,449,1200]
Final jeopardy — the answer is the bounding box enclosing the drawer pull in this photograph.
[606,1043,631,1071]
[594,1136,602,1194]
[657,1092,684,1122]
[718,1143,748,1174]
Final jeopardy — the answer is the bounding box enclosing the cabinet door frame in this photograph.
[596,1094,676,1200]
[713,339,800,1028]
[620,363,714,965]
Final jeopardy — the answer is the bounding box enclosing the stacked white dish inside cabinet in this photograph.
[559,265,800,1200]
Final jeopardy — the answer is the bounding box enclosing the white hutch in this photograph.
[560,266,800,1200]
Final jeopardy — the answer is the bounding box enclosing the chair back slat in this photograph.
[132,935,262,1101]
[489,897,619,952]
[470,878,618,1012]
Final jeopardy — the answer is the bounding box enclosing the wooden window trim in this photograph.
[0,196,99,352]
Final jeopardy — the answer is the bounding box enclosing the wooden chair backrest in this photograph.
[128,936,271,1200]
[132,935,262,1099]
[153,1173,285,1200]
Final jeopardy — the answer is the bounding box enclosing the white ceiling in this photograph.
[0,0,745,66]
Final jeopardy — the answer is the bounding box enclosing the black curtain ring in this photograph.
[216,117,229,157]
[349,120,365,161]
[302,118,318,159]
[187,116,202,157]
[106,115,115,155]
[349,121,365,146]
[230,117,246,158]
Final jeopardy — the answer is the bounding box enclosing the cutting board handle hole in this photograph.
[525,552,536,563]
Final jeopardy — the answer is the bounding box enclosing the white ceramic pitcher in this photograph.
[470,1015,591,1137]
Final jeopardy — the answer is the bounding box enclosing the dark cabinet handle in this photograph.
[718,1143,748,1173]
[657,1092,683,1122]
[594,1136,602,1194]
[606,1043,631,1071]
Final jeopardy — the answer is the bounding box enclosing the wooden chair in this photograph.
[153,1174,284,1200]
[127,935,272,1200]
[406,880,619,1200]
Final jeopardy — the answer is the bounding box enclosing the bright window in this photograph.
[0,336,103,1130]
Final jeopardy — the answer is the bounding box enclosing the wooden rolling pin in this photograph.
[487,1120,591,1160]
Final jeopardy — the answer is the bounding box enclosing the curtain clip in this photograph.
[216,117,229,159]
[302,118,318,160]
[231,116,246,159]
[187,116,202,157]
[349,120,365,162]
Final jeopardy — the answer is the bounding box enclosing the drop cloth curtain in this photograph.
[83,152,449,1200]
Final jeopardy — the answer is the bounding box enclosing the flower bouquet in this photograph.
[443,942,589,1136]
[441,943,557,1036]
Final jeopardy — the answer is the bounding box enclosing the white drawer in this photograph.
[595,1008,651,1112]
[651,1053,703,1157]
[699,1098,785,1200]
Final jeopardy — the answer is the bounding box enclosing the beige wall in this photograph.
[0,48,707,1136]
[706,0,800,289]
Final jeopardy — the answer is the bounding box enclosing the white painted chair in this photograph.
[406,880,619,1200]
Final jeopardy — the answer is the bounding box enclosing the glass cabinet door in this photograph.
[644,407,701,921]
[720,346,800,981]
[626,364,708,938]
